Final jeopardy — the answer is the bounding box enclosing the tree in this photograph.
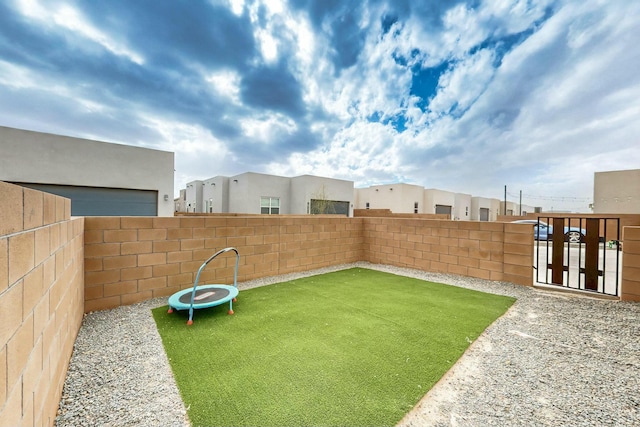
[309,184,336,215]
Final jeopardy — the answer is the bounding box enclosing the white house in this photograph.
[355,184,494,220]
[290,175,353,215]
[181,172,354,216]
[202,176,230,213]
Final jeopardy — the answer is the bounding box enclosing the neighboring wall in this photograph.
[594,169,640,214]
[0,182,84,427]
[353,209,448,220]
[83,216,364,312]
[83,216,533,311]
[622,226,640,302]
[363,218,532,286]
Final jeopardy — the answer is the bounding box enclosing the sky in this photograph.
[1,0,639,212]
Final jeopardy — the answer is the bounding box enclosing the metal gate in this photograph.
[534,217,621,296]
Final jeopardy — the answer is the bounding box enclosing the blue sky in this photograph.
[1,0,639,212]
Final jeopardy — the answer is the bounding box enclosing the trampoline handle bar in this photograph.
[192,247,240,291]
[188,248,240,320]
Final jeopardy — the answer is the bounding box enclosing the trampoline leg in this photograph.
[167,307,173,314]
[228,300,234,315]
[187,307,194,325]
[232,298,237,303]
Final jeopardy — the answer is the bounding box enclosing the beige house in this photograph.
[0,125,175,216]
[471,196,501,221]
[593,169,640,214]
[354,183,425,214]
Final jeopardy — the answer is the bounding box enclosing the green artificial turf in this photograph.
[152,268,515,427]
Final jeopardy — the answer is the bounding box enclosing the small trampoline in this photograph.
[167,247,240,325]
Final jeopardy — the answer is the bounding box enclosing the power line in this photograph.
[506,192,591,202]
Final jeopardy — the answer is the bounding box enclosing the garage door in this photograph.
[16,183,157,216]
[310,199,350,216]
[435,204,452,216]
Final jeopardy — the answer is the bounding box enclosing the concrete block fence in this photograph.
[0,182,84,427]
[622,226,640,301]
[83,215,364,312]
[2,180,639,426]
[83,215,534,313]
[363,218,533,286]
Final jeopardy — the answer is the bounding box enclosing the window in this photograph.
[365,202,370,209]
[414,202,419,214]
[261,197,280,214]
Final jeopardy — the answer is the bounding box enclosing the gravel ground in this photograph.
[56,262,640,427]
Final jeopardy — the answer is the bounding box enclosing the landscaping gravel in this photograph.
[56,262,640,427]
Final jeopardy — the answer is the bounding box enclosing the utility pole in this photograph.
[504,185,507,215]
[519,190,522,216]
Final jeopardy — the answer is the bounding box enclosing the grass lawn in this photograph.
[152,268,515,427]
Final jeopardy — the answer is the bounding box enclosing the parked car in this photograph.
[511,219,586,243]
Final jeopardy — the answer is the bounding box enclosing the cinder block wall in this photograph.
[84,215,534,312]
[83,216,365,312]
[622,226,640,302]
[353,209,449,219]
[0,182,84,427]
[363,218,533,286]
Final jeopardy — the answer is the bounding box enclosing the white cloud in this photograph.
[206,70,241,103]
[225,0,245,16]
[0,60,37,89]
[246,0,290,64]
[428,48,496,116]
[479,0,555,35]
[272,121,401,184]
[253,26,280,64]
[14,0,144,64]
[441,4,488,55]
[239,113,298,142]
[135,118,233,195]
